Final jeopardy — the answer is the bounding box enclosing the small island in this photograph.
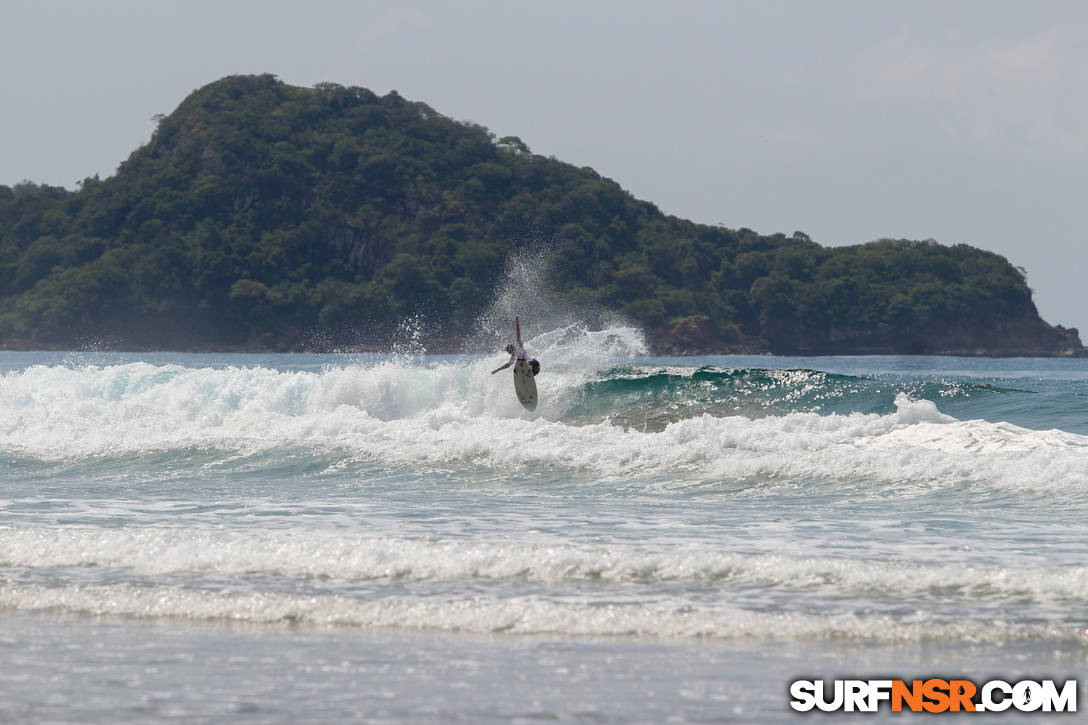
[0,74,1081,356]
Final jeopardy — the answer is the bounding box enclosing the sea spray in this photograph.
[465,244,639,357]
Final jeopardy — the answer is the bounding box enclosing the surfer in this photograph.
[491,315,540,376]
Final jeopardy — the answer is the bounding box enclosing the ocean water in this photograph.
[2,326,1088,722]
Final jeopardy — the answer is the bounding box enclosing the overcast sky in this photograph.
[3,0,1086,334]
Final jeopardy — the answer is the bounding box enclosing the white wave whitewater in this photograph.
[3,337,1088,649]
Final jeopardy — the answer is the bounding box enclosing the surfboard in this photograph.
[513,360,538,411]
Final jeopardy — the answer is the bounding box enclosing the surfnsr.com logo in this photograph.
[789,679,1077,713]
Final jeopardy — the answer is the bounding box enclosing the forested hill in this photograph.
[0,74,1081,355]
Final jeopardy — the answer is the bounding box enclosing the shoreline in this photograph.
[4,609,1084,724]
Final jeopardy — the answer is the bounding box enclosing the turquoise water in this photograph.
[2,330,1087,722]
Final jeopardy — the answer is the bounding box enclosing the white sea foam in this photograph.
[2,352,1087,493]
[4,526,1088,602]
[1,580,1082,643]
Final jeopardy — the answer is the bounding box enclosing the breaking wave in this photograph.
[1,326,1086,496]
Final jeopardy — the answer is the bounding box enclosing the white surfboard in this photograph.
[513,360,537,411]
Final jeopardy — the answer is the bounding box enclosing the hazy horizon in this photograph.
[4,0,1086,335]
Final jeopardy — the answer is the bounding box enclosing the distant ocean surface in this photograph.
[3,327,1087,722]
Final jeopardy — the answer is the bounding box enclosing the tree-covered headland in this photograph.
[0,74,1081,355]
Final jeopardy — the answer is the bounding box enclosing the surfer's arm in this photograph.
[491,360,513,374]
[515,315,523,346]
